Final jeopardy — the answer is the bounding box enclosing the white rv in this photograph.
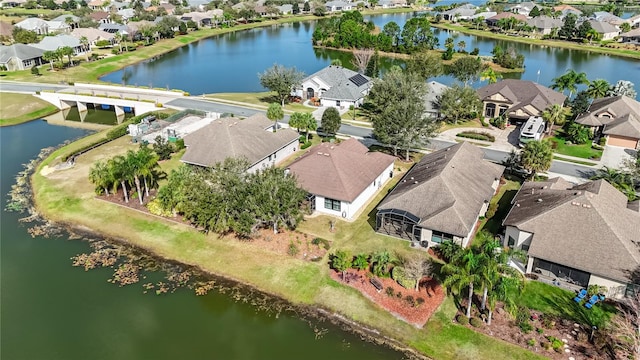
[519,116,545,147]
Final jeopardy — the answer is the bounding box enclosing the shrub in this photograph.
[490,116,507,129]
[519,321,533,333]
[416,297,425,307]
[541,316,555,329]
[405,295,415,307]
[469,317,483,327]
[536,327,544,334]
[174,138,185,151]
[287,242,299,256]
[592,143,604,150]
[485,202,498,219]
[587,284,607,297]
[547,336,564,352]
[31,65,39,76]
[300,141,312,149]
[456,314,469,325]
[391,266,416,290]
[311,237,330,250]
[396,291,403,299]
[470,47,480,55]
[598,136,606,146]
[147,198,172,217]
[527,339,536,347]
[456,131,496,142]
[385,286,395,297]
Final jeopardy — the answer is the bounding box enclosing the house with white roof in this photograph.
[0,43,44,70]
[325,1,352,12]
[440,4,478,21]
[587,19,620,41]
[71,28,115,47]
[51,14,80,29]
[34,34,84,55]
[505,1,538,16]
[14,18,49,35]
[296,65,373,109]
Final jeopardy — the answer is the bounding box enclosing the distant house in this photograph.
[287,139,395,219]
[485,12,527,27]
[14,18,49,35]
[51,14,80,29]
[477,79,566,123]
[181,114,300,173]
[88,0,106,10]
[0,0,26,7]
[98,23,128,34]
[0,43,44,70]
[592,11,624,26]
[625,14,640,29]
[526,15,562,35]
[552,4,582,18]
[297,65,373,109]
[503,178,640,299]
[621,27,640,43]
[325,1,352,12]
[181,10,222,27]
[117,8,136,22]
[424,81,449,119]
[277,4,293,14]
[574,96,640,149]
[469,11,497,21]
[586,20,620,41]
[440,4,478,21]
[90,11,112,24]
[34,34,84,54]
[71,28,115,47]
[505,1,538,16]
[376,142,504,248]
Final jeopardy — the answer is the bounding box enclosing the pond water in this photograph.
[0,120,402,360]
[100,13,640,96]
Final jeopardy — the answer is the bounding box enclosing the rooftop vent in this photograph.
[536,198,543,202]
[414,181,419,184]
[323,153,330,156]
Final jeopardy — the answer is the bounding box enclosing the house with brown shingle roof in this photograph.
[376,142,504,248]
[485,12,528,27]
[575,96,640,149]
[503,178,640,298]
[477,79,566,124]
[181,113,299,173]
[287,139,395,219]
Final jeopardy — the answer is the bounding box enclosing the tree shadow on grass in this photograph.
[481,189,518,235]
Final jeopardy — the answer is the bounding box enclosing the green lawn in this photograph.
[206,92,313,113]
[548,135,603,160]
[517,281,616,328]
[439,119,483,132]
[474,177,522,243]
[0,93,59,127]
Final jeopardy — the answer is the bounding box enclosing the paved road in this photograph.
[2,81,597,179]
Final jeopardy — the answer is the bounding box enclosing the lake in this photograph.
[0,120,402,360]
[100,12,640,96]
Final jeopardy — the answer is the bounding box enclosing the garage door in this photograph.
[607,135,638,149]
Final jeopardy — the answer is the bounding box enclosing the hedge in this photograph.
[456,131,496,142]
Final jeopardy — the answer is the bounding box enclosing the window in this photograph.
[431,231,453,244]
[485,103,496,118]
[521,243,530,251]
[336,100,341,107]
[324,198,341,211]
[508,236,515,247]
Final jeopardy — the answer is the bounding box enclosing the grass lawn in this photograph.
[548,135,603,160]
[552,155,598,167]
[32,134,546,360]
[517,281,617,328]
[474,177,522,243]
[0,92,59,127]
[439,119,483,132]
[206,92,313,113]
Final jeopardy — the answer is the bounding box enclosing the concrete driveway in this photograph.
[601,145,637,169]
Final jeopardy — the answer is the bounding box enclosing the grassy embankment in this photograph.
[431,22,640,60]
[0,92,59,126]
[32,136,546,360]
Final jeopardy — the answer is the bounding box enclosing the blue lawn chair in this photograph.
[584,295,599,309]
[574,289,587,303]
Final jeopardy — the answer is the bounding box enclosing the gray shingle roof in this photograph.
[477,79,567,117]
[424,81,449,114]
[576,96,640,138]
[34,34,81,51]
[287,138,395,202]
[503,179,640,283]
[51,14,80,22]
[587,20,620,35]
[303,65,372,102]
[377,142,504,238]
[0,43,44,63]
[526,16,563,30]
[181,114,299,168]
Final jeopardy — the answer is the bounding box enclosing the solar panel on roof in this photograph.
[349,74,369,87]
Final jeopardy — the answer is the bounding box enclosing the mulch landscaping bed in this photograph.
[330,268,445,327]
[456,303,602,360]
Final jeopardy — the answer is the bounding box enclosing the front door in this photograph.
[306,88,314,99]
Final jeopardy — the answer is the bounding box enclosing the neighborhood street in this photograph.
[1,81,597,180]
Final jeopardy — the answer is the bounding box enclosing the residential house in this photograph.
[587,20,620,41]
[14,18,49,35]
[88,0,106,10]
[181,10,222,27]
[0,21,14,40]
[477,79,566,123]
[186,0,209,11]
[505,1,538,16]
[51,14,80,29]
[424,81,449,119]
[469,12,497,21]
[90,11,112,24]
[485,12,528,27]
[277,4,292,14]
[440,4,478,22]
[592,11,624,26]
[552,4,582,18]
[502,178,640,299]
[0,43,44,70]
[34,34,84,55]
[376,142,504,248]
[181,114,299,173]
[574,96,640,149]
[71,28,115,47]
[0,0,26,7]
[621,27,640,43]
[297,65,373,109]
[526,15,562,35]
[325,1,353,12]
[625,14,640,29]
[117,8,136,22]
[287,139,395,219]
[47,20,72,34]
[99,23,129,34]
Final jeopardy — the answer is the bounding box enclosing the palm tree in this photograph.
[542,104,570,135]
[457,40,466,53]
[551,69,590,98]
[89,160,112,195]
[443,248,481,318]
[289,112,304,132]
[59,46,75,67]
[370,250,394,277]
[42,51,57,71]
[109,155,134,203]
[301,112,317,142]
[486,268,524,325]
[590,166,636,200]
[79,36,90,61]
[480,68,502,84]
[266,103,284,132]
[135,147,162,197]
[585,28,600,45]
[520,140,553,180]
[586,79,611,99]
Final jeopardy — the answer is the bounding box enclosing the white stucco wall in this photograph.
[248,139,298,173]
[320,98,359,109]
[589,274,627,299]
[504,225,534,250]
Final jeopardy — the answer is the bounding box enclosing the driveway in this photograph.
[601,145,637,169]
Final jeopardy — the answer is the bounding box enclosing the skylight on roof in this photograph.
[349,74,369,87]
